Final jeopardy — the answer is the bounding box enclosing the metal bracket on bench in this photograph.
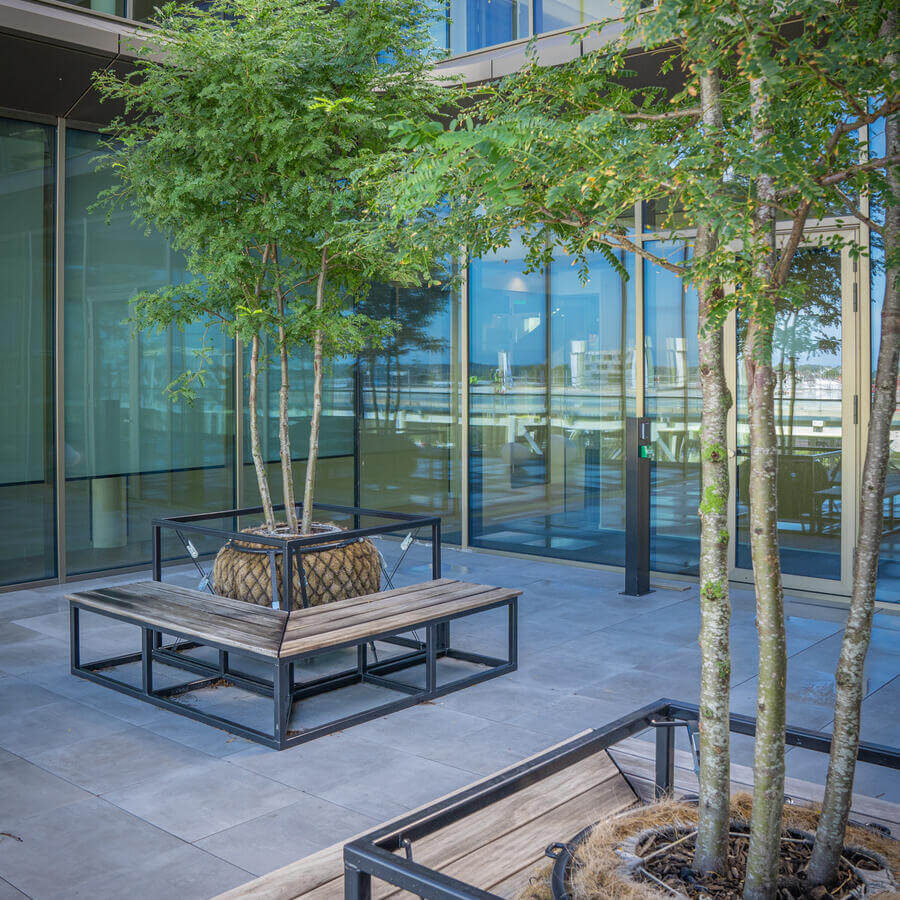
[650,717,701,779]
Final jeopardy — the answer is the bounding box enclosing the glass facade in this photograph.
[0,118,57,586]
[0,113,892,606]
[468,238,636,564]
[359,276,463,542]
[240,343,355,511]
[533,0,619,33]
[63,129,235,575]
[643,242,700,575]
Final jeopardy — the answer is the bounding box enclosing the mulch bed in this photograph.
[636,824,869,899]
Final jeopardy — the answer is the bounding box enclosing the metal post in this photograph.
[282,545,292,612]
[141,627,154,695]
[431,519,442,579]
[623,416,652,596]
[655,721,675,798]
[70,605,80,671]
[273,660,291,748]
[152,524,162,581]
[344,864,372,900]
[425,625,438,696]
[508,600,518,668]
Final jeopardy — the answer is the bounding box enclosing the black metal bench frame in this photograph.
[342,697,900,900]
[69,590,518,750]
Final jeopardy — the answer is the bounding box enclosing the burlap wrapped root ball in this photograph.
[212,523,381,609]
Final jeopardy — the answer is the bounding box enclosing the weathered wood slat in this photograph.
[282,582,510,644]
[68,585,286,657]
[288,579,456,622]
[211,733,597,900]
[279,587,517,657]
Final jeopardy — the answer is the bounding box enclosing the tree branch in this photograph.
[828,184,885,236]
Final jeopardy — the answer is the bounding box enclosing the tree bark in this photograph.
[249,332,276,532]
[301,247,328,536]
[693,67,733,878]
[743,74,788,900]
[276,281,298,534]
[808,13,899,887]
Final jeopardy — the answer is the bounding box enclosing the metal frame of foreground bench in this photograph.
[343,698,900,900]
[68,579,518,750]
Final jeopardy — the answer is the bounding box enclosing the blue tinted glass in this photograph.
[449,0,529,53]
[358,274,463,542]
[64,129,235,575]
[534,0,619,33]
[468,237,637,564]
[643,241,700,576]
[0,118,57,586]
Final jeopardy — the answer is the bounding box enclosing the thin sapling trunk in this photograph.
[275,278,299,534]
[743,74,789,900]
[249,332,276,531]
[693,67,733,877]
[808,15,899,885]
[301,247,328,536]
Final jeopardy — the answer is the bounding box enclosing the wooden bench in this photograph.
[213,737,638,899]
[68,578,519,749]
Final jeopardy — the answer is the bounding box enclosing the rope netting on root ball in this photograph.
[522,795,897,900]
[212,522,381,609]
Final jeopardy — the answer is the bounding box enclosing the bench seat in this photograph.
[68,577,519,750]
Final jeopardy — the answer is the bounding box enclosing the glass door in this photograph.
[732,242,857,594]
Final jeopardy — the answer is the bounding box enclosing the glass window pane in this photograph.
[359,274,463,542]
[643,241,700,575]
[55,0,125,16]
[64,128,235,575]
[240,343,355,511]
[468,236,547,551]
[547,248,635,562]
[448,0,529,54]
[735,247,844,581]
[0,118,57,586]
[534,0,619,33]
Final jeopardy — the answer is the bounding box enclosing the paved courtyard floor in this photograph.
[0,543,898,899]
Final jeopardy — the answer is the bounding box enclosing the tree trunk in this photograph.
[693,67,733,878]
[276,284,298,534]
[743,75,788,900]
[249,332,276,532]
[807,15,899,886]
[301,247,328,536]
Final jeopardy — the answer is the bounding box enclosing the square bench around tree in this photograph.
[67,579,519,749]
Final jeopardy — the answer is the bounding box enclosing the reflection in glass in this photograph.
[534,0,619,33]
[868,117,899,602]
[643,242,700,575]
[735,247,843,580]
[57,0,125,15]
[469,237,636,562]
[0,118,56,585]
[64,129,235,575]
[358,276,462,541]
[240,343,355,510]
[447,0,529,54]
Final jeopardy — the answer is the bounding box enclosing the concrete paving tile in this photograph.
[137,707,257,757]
[0,699,132,758]
[30,724,208,795]
[0,796,186,898]
[0,878,28,899]
[195,793,380,876]
[103,759,305,842]
[45,843,252,900]
[0,636,69,676]
[0,677,62,714]
[435,678,563,722]
[577,663,700,708]
[0,623,46,647]
[347,703,487,752]
[407,721,554,775]
[504,691,632,740]
[0,755,92,820]
[314,749,476,820]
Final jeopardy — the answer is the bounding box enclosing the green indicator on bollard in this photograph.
[639,445,652,459]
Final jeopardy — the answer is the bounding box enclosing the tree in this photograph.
[94,0,449,536]
[808,12,900,887]
[370,0,899,893]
